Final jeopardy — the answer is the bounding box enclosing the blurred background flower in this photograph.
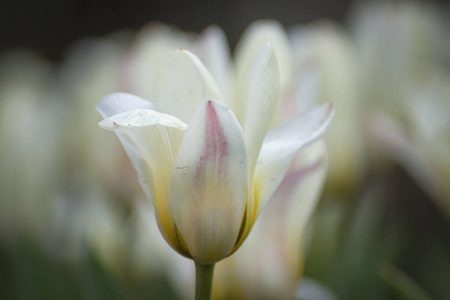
[1,0,449,299]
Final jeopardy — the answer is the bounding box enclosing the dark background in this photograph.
[1,0,356,61]
[2,0,449,61]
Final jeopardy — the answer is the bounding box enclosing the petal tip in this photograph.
[201,24,224,36]
[326,102,335,120]
[259,42,274,55]
[316,103,335,133]
[98,119,117,131]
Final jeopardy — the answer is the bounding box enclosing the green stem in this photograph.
[194,262,215,300]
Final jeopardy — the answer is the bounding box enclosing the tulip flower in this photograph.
[97,39,333,298]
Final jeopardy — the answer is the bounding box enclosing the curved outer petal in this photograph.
[99,108,191,257]
[232,103,333,252]
[96,92,156,118]
[168,100,248,264]
[252,103,334,219]
[194,25,234,110]
[96,92,157,205]
[155,49,223,123]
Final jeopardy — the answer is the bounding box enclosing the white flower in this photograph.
[97,39,333,264]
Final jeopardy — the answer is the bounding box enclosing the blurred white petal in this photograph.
[155,49,223,123]
[235,19,294,95]
[96,92,156,118]
[195,25,234,108]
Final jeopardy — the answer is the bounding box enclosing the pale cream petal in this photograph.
[282,64,321,126]
[96,94,157,210]
[233,44,279,249]
[194,25,234,109]
[282,142,327,281]
[99,109,191,257]
[168,100,248,264]
[294,67,320,114]
[96,92,155,118]
[235,19,294,95]
[155,49,223,123]
[99,109,187,130]
[231,104,331,251]
[129,23,195,100]
[230,44,279,250]
[253,103,333,218]
[241,43,280,175]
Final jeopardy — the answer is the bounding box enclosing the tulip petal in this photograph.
[194,25,233,109]
[235,20,293,95]
[99,109,187,130]
[234,21,292,128]
[96,92,156,118]
[242,44,280,173]
[155,49,223,123]
[168,100,248,264]
[236,44,279,246]
[99,109,191,257]
[294,66,320,114]
[282,142,327,272]
[96,93,157,211]
[130,23,194,100]
[253,103,334,218]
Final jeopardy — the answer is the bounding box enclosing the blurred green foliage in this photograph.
[305,167,450,300]
[0,239,180,300]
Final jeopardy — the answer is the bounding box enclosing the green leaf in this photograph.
[378,261,434,300]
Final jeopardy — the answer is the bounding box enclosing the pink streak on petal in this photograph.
[195,101,229,182]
